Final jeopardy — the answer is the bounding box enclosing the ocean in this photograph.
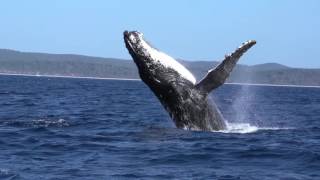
[0,75,319,179]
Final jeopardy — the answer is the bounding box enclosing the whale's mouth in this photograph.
[123,31,134,51]
[123,30,132,43]
[123,30,130,37]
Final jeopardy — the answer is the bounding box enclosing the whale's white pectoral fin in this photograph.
[195,40,256,93]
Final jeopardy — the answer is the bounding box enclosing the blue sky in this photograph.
[0,0,319,68]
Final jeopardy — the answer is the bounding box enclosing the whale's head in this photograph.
[123,31,196,89]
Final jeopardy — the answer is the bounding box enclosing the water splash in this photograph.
[231,84,258,124]
[219,75,287,133]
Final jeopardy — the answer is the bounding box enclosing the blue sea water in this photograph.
[0,75,319,180]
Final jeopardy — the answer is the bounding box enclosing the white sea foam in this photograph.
[215,122,294,134]
[221,122,258,133]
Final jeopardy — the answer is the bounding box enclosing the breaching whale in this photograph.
[124,31,256,131]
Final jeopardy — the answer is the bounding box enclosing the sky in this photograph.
[0,0,319,68]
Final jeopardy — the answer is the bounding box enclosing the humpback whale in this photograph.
[124,31,256,131]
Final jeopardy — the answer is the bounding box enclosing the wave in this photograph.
[0,169,9,175]
[31,119,69,128]
[1,118,69,128]
[0,168,17,179]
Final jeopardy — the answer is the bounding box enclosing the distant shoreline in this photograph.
[1,73,320,88]
[225,82,320,88]
[0,73,140,81]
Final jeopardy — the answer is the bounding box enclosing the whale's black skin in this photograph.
[124,31,256,131]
